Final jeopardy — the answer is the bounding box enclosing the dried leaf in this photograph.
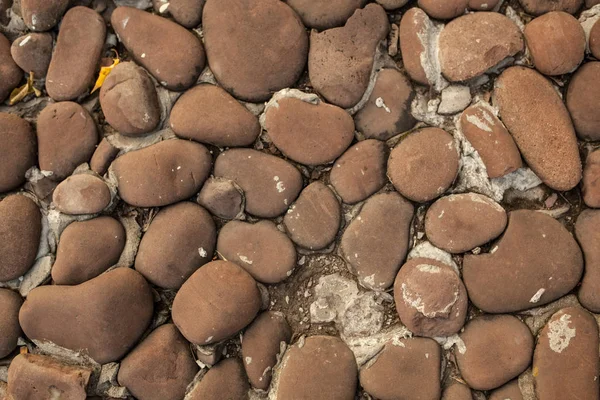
[19,346,28,354]
[91,50,120,94]
[9,71,40,106]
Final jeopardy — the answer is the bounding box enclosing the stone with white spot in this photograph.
[518,0,583,15]
[468,0,500,10]
[155,0,204,28]
[399,7,436,87]
[10,33,53,77]
[21,0,69,31]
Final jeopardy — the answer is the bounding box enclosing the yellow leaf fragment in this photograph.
[19,346,28,354]
[91,50,120,94]
[532,365,539,377]
[9,71,40,105]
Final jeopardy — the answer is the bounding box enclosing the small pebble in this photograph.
[0,289,22,358]
[566,61,600,141]
[52,174,111,215]
[575,210,600,312]
[10,33,53,77]
[583,149,600,208]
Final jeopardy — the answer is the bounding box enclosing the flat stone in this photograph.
[399,8,433,86]
[52,217,126,285]
[575,210,600,312]
[442,382,474,400]
[46,7,106,101]
[170,83,260,147]
[19,268,154,364]
[20,0,69,31]
[425,193,507,253]
[217,220,296,284]
[359,338,441,400]
[37,102,98,181]
[118,324,198,400]
[111,6,205,90]
[136,201,216,289]
[0,113,36,193]
[0,289,22,358]
[518,0,583,15]
[309,4,389,108]
[418,0,469,19]
[489,381,523,400]
[0,195,41,282]
[100,61,160,136]
[583,149,600,208]
[439,12,524,82]
[90,138,120,176]
[197,177,244,220]
[459,102,523,178]
[283,182,341,250]
[10,33,53,77]
[7,354,91,400]
[438,85,472,115]
[274,336,357,400]
[242,311,292,390]
[172,260,261,345]
[376,0,410,10]
[591,20,600,58]
[158,0,204,28]
[213,149,302,218]
[388,127,459,203]
[456,315,534,390]
[52,174,111,215]
[463,210,583,313]
[566,61,600,141]
[524,12,585,75]
[263,94,354,165]
[341,192,414,290]
[330,139,388,204]
[286,0,367,30]
[112,139,212,207]
[354,69,416,140]
[533,307,599,400]
[493,66,582,191]
[0,33,22,104]
[203,0,308,102]
[187,358,249,400]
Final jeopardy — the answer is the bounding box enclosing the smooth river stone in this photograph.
[463,210,583,313]
[10,33,53,77]
[170,84,260,147]
[217,220,296,284]
[214,149,302,218]
[20,0,69,31]
[187,358,249,400]
[0,195,41,282]
[112,6,205,90]
[263,96,354,165]
[0,113,36,193]
[341,192,414,291]
[0,289,22,358]
[399,8,433,86]
[583,150,600,208]
[0,33,22,104]
[309,3,389,108]
[533,307,599,400]
[203,0,308,102]
[518,0,583,15]
[286,0,367,30]
[46,7,106,101]
[172,260,261,345]
[90,138,120,176]
[52,174,111,215]
[493,66,581,191]
[418,0,469,19]
[19,268,154,364]
[566,61,600,141]
[425,193,507,253]
[591,20,600,59]
[112,139,212,207]
[439,12,524,82]
[158,0,205,28]
[197,177,244,220]
[575,210,600,312]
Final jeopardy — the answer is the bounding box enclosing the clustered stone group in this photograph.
[1,0,600,399]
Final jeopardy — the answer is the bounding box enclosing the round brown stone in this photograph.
[20,0,69,31]
[394,258,468,337]
[399,8,432,86]
[217,220,296,284]
[468,0,500,10]
[0,113,36,193]
[575,210,600,312]
[19,268,154,364]
[489,380,523,400]
[286,0,367,30]
[566,62,600,141]
[52,217,125,285]
[330,139,388,204]
[170,84,260,148]
[591,20,600,59]
[274,336,357,400]
[197,177,244,220]
[283,182,341,250]
[241,311,291,390]
[524,12,585,76]
[583,149,600,208]
[425,193,508,253]
[203,0,308,102]
[0,289,22,358]
[90,138,119,177]
[136,202,216,289]
[52,174,111,215]
[0,195,41,282]
[36,102,98,182]
[418,0,469,19]
[456,315,534,391]
[388,127,459,203]
[0,33,22,104]
[518,0,583,15]
[172,260,261,345]
[10,33,53,77]
[442,382,474,400]
[187,358,249,400]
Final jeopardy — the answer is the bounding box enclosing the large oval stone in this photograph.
[203,0,308,102]
[583,150,600,208]
[214,149,302,218]
[10,33,53,78]
[19,268,154,364]
[0,195,41,282]
[439,12,524,82]
[170,84,260,147]
[575,210,600,312]
[340,192,414,290]
[52,174,111,215]
[0,289,22,358]
[533,307,599,400]
[46,7,106,101]
[172,260,261,345]
[566,61,600,141]
[187,358,249,400]
[112,140,212,207]
[263,94,354,166]
[0,33,22,104]
[463,210,583,313]
[286,0,367,30]
[518,0,583,15]
[112,6,205,91]
[20,0,69,31]
[493,66,582,191]
[217,220,296,284]
[0,113,36,193]
[136,202,216,289]
[309,4,389,108]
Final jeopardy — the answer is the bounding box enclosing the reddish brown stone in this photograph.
[489,381,523,400]
[0,113,36,193]
[575,210,600,312]
[399,8,431,86]
[583,149,600,208]
[0,289,22,358]
[286,0,367,30]
[418,0,469,19]
[463,210,583,313]
[457,315,533,391]
[197,177,244,220]
[10,33,53,77]
[90,138,119,176]
[442,382,474,400]
[187,358,249,400]
[566,62,600,141]
[591,20,600,59]
[52,174,111,215]
[20,0,69,31]
[468,0,500,10]
[518,0,583,15]
[0,33,22,104]
[158,0,204,28]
